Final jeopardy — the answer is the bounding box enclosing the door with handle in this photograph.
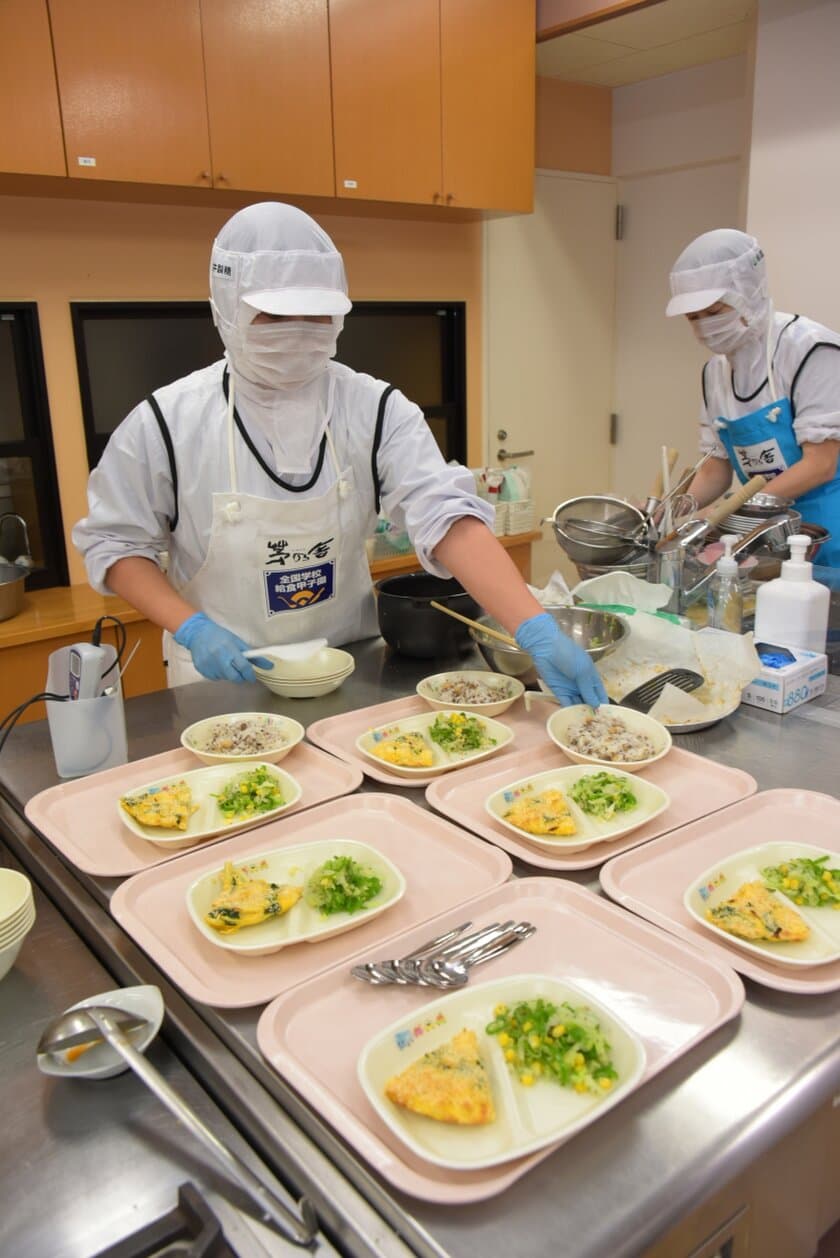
[485,171,617,585]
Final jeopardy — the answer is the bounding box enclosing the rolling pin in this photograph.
[656,473,769,551]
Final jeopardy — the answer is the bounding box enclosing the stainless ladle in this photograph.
[37,1003,318,1247]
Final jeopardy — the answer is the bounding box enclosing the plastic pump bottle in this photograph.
[708,535,743,633]
[753,533,830,653]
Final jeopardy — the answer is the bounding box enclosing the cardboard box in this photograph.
[741,644,828,714]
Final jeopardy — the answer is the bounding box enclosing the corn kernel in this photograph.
[574,1081,587,1093]
[493,1003,508,1016]
[523,1021,533,1033]
[505,1049,516,1062]
[529,1034,541,1049]
[599,1078,613,1090]
[574,1053,585,1068]
[497,1032,510,1048]
[520,1073,534,1087]
[551,1025,566,1038]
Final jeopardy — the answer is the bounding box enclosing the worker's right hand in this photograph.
[514,612,608,708]
[174,612,268,683]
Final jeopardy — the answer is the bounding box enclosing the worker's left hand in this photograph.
[515,612,609,708]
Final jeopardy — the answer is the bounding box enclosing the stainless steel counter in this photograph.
[1,639,839,1258]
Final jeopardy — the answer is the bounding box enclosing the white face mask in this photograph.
[691,308,752,356]
[235,320,339,388]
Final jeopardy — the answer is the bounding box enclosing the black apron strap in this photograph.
[146,393,179,532]
[372,384,397,515]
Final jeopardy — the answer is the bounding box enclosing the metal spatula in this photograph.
[620,669,704,714]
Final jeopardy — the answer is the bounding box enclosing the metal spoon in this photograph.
[424,924,537,988]
[350,920,473,985]
[37,1003,317,1247]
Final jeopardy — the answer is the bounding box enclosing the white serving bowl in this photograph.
[253,647,354,682]
[0,899,36,947]
[0,904,36,982]
[416,670,525,718]
[255,662,355,699]
[546,704,672,772]
[36,985,165,1080]
[0,868,33,927]
[181,712,304,765]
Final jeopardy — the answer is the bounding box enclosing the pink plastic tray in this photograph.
[305,694,549,788]
[257,877,743,1203]
[600,789,840,993]
[110,793,512,1007]
[24,743,363,877]
[426,744,757,870]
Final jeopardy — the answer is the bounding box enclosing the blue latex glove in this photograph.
[174,612,270,683]
[515,612,609,708]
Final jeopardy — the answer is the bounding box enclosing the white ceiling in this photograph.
[537,0,756,87]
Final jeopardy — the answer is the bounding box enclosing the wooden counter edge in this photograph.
[1,531,544,648]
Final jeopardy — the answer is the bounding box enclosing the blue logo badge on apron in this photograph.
[264,562,336,615]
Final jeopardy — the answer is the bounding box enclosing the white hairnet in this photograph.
[209,202,351,354]
[666,229,770,334]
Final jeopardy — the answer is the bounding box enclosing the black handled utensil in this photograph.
[620,669,704,714]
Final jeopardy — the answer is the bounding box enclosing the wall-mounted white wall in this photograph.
[610,56,748,498]
[746,0,840,331]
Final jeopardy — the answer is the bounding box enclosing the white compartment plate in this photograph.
[186,839,406,956]
[355,710,514,779]
[117,761,302,850]
[484,765,670,854]
[684,841,840,968]
[357,973,645,1171]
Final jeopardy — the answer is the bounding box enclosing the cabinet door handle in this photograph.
[199,171,211,181]
[445,193,454,204]
[497,448,534,462]
[432,192,441,203]
[216,172,228,183]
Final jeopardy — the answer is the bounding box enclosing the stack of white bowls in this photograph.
[0,868,36,981]
[253,646,356,699]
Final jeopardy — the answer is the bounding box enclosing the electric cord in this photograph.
[92,614,127,680]
[0,692,68,755]
[0,615,129,755]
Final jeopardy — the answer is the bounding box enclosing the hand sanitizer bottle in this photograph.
[708,535,743,633]
[753,534,830,653]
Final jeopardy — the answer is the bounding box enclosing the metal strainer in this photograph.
[548,496,648,564]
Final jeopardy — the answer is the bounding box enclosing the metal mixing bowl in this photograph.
[468,606,628,686]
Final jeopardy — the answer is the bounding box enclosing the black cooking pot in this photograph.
[374,574,481,658]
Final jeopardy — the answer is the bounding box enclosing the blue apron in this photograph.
[713,360,840,568]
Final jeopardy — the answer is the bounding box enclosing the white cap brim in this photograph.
[242,287,352,316]
[665,288,726,317]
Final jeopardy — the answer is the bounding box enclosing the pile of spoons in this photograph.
[351,919,536,989]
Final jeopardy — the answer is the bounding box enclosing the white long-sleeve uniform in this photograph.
[73,359,492,625]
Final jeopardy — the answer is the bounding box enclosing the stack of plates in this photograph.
[0,869,36,982]
[253,647,356,698]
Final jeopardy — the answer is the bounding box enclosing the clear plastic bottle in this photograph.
[708,535,743,633]
[753,534,830,653]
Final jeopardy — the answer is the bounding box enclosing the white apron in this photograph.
[164,373,377,687]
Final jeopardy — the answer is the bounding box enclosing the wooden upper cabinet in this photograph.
[330,0,443,205]
[441,0,535,212]
[48,0,212,186]
[0,1,65,176]
[200,0,334,196]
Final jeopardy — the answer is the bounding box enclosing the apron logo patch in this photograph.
[264,562,335,615]
[265,537,334,567]
[732,437,787,477]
